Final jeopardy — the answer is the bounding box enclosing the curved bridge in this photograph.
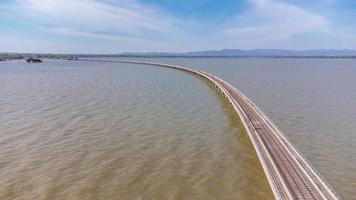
[79,59,341,200]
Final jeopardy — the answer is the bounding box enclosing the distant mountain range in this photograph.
[120,49,356,57]
[2,49,356,58]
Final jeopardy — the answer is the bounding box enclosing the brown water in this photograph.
[0,59,273,200]
[135,57,356,199]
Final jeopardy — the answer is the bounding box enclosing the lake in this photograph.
[1,58,355,199]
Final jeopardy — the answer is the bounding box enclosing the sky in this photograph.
[0,0,356,53]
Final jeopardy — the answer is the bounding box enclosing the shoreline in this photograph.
[2,54,356,61]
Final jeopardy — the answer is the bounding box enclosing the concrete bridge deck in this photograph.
[78,59,341,200]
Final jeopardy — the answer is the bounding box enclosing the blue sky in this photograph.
[0,0,356,53]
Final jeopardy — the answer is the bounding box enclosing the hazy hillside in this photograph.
[121,49,356,57]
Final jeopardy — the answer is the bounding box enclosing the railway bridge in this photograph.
[78,59,341,200]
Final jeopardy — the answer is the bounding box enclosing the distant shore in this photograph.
[0,54,79,62]
[86,55,356,59]
[0,55,24,62]
[1,53,356,62]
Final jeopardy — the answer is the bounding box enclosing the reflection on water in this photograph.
[0,60,273,199]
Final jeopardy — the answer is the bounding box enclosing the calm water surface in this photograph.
[0,59,273,200]
[136,57,356,199]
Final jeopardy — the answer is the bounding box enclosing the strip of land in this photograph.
[78,59,341,200]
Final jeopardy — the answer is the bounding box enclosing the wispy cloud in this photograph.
[0,0,355,52]
[221,0,329,49]
[17,0,182,39]
[0,0,194,52]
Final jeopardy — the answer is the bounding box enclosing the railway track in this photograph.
[76,59,341,200]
